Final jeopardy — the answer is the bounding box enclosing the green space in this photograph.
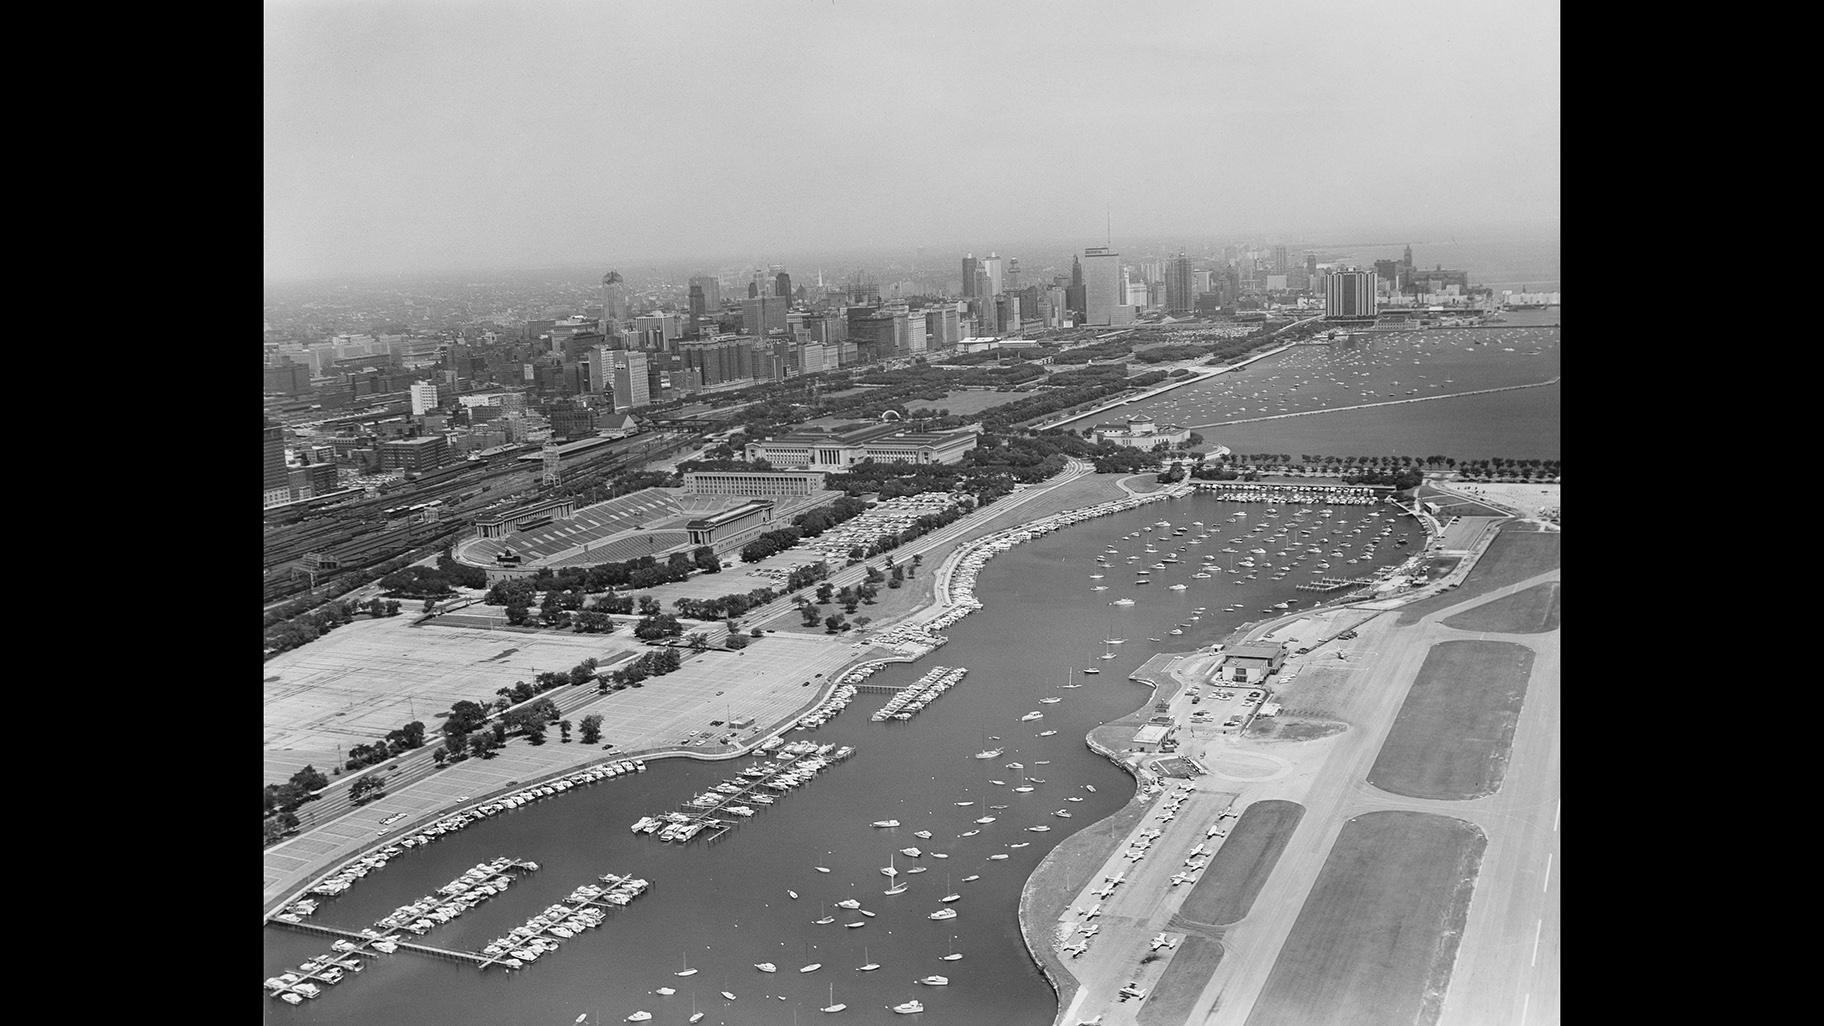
[1137,935,1224,1026]
[1175,800,1305,926]
[1245,811,1485,1026]
[1367,640,1534,801]
[1396,526,1560,625]
[1442,581,1560,634]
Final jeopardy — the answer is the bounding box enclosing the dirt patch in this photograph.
[1245,811,1486,1026]
[1248,719,1347,742]
[1175,800,1305,927]
[1367,640,1534,801]
[1137,934,1224,1026]
[1442,581,1559,634]
[1397,527,1560,625]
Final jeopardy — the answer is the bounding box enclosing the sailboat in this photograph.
[689,992,705,1024]
[884,852,907,894]
[676,953,698,977]
[881,852,898,877]
[1059,667,1081,689]
[941,875,960,903]
[821,982,846,1013]
[815,901,835,925]
[973,730,1004,760]
[941,935,962,961]
[858,946,880,972]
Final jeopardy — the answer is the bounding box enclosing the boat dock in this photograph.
[870,665,967,721]
[635,742,857,845]
[1192,483,1386,506]
[1295,577,1373,593]
[475,872,653,971]
[265,856,543,1001]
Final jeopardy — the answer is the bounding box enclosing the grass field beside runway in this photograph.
[1396,527,1560,625]
[1174,800,1306,927]
[1137,935,1224,1026]
[1442,581,1559,634]
[1367,640,1535,800]
[1245,811,1486,1026]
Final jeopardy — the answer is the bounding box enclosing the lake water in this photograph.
[262,497,1426,1024]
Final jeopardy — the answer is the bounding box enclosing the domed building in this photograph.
[1091,414,1190,450]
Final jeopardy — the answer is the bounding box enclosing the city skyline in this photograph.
[265,0,1560,282]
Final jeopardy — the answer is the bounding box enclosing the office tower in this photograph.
[748,280,759,298]
[1373,259,1401,293]
[1083,247,1122,325]
[983,253,1004,296]
[973,269,992,302]
[599,271,629,334]
[1325,269,1378,317]
[742,294,788,339]
[263,420,291,506]
[1401,244,1414,272]
[1307,253,1319,277]
[903,308,928,354]
[1006,257,1021,295]
[409,380,440,416]
[775,272,792,298]
[612,349,650,410]
[1272,245,1289,274]
[962,254,979,298]
[1070,255,1084,288]
[688,284,706,321]
[689,275,722,309]
[1165,252,1195,314]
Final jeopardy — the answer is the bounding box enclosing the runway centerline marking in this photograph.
[1531,919,1543,966]
[1543,852,1553,892]
[1553,801,1559,832]
[1522,992,1531,1022]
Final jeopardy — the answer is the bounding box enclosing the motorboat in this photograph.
[1022,711,1043,721]
[919,975,950,986]
[800,963,823,973]
[894,1000,924,1014]
[873,820,900,828]
[755,963,777,973]
[626,1013,652,1023]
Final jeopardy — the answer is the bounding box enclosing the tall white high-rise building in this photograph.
[409,380,440,416]
[611,350,650,411]
[983,253,1004,296]
[1083,247,1122,326]
[1325,269,1378,318]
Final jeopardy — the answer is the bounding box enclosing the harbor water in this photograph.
[262,493,1425,1024]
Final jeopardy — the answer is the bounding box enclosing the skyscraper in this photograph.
[1165,252,1195,314]
[961,254,979,298]
[689,275,722,309]
[263,420,291,507]
[1325,269,1378,318]
[409,380,440,416]
[612,350,650,411]
[983,253,1004,297]
[774,272,792,298]
[1005,257,1021,295]
[1271,245,1289,274]
[688,283,706,321]
[1083,247,1123,326]
[599,271,629,334]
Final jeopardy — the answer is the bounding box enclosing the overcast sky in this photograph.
[264,0,1559,281]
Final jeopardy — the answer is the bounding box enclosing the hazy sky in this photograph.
[265,0,1559,281]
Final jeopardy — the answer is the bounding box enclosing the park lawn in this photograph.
[1367,640,1535,801]
[1245,811,1486,1026]
[1442,581,1560,634]
[1396,526,1560,625]
[1174,800,1306,927]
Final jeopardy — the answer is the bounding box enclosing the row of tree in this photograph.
[602,647,684,690]
[344,720,428,771]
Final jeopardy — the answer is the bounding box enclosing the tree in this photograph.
[824,613,847,633]
[579,714,603,745]
[638,596,661,616]
[725,633,749,650]
[750,626,764,637]
[816,582,834,604]
[433,747,447,766]
[290,765,328,795]
[559,719,573,743]
[854,616,872,629]
[525,720,548,745]
[349,776,386,804]
[800,605,821,627]
[422,598,438,615]
[687,632,709,652]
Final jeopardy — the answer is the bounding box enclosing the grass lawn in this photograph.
[1396,526,1560,625]
[1442,581,1560,634]
[1245,811,1486,1026]
[1137,934,1224,1026]
[1174,799,1305,927]
[1367,640,1535,801]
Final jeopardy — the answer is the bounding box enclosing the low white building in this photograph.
[1092,415,1191,450]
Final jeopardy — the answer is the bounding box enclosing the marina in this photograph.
[631,741,857,845]
[869,665,968,721]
